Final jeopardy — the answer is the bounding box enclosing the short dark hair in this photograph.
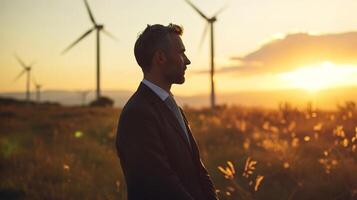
[134,23,183,73]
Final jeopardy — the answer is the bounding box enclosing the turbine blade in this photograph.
[29,60,36,67]
[184,0,209,20]
[14,54,26,69]
[213,2,229,17]
[84,0,97,25]
[198,23,209,51]
[13,69,26,82]
[62,28,95,54]
[102,29,118,41]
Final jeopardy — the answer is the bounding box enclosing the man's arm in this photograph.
[178,108,218,200]
[197,159,219,200]
[116,108,194,200]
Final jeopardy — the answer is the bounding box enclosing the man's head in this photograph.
[134,23,191,85]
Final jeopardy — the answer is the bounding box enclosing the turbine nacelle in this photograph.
[96,24,104,30]
[208,17,217,23]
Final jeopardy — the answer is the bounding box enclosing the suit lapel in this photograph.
[138,83,192,152]
[179,108,199,155]
[160,102,193,151]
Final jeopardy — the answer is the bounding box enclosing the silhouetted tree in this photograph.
[89,96,114,107]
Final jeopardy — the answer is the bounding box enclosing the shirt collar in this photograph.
[141,79,170,101]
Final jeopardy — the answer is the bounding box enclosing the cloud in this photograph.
[219,31,357,75]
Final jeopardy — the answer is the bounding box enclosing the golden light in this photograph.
[279,61,357,92]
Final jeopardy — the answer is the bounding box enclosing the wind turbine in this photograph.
[14,54,35,102]
[184,0,227,109]
[76,90,91,106]
[32,77,42,103]
[62,0,116,100]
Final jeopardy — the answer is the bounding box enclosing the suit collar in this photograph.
[141,79,169,101]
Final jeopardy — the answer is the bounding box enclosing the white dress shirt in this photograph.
[141,79,169,101]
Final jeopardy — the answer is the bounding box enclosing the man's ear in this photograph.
[154,49,167,65]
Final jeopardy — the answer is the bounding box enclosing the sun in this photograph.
[279,61,357,93]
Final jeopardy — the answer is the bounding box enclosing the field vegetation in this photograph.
[0,102,356,199]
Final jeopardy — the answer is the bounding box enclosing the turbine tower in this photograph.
[184,0,226,109]
[77,90,91,106]
[62,0,116,100]
[14,55,35,102]
[32,78,42,102]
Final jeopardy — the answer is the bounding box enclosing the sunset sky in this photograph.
[1,0,357,97]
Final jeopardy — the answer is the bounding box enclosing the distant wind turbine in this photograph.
[62,0,116,100]
[32,77,42,102]
[184,0,227,109]
[77,90,91,106]
[14,54,35,102]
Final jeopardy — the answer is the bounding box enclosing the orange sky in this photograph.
[1,0,357,96]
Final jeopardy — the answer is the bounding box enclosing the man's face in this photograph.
[162,34,191,84]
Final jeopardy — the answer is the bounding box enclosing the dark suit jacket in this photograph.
[116,83,218,200]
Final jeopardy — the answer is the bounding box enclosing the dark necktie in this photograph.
[165,95,191,148]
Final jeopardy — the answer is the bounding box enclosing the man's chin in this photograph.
[178,76,185,84]
[173,77,185,84]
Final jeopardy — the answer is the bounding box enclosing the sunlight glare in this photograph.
[279,61,357,92]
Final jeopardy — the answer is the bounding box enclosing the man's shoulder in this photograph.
[121,90,154,118]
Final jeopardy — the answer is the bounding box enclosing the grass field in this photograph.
[0,102,356,199]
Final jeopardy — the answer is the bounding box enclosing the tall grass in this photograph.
[0,102,356,199]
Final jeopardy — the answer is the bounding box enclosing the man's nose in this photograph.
[185,55,191,65]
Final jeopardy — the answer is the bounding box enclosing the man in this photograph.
[116,23,218,200]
